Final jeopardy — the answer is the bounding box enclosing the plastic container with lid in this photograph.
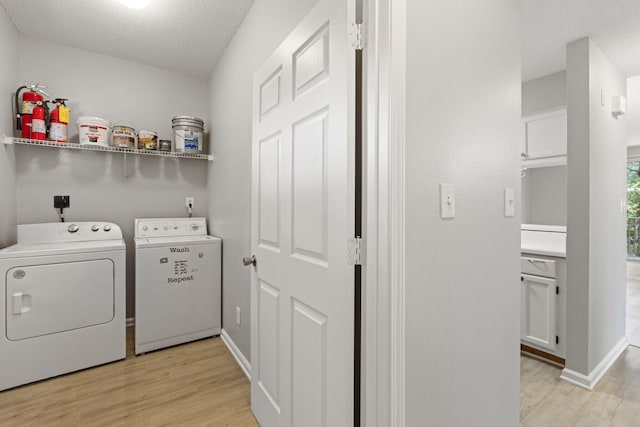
[172,116,204,153]
[111,122,136,148]
[138,130,158,150]
[77,116,112,147]
[158,139,172,152]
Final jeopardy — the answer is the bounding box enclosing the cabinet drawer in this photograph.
[521,256,556,278]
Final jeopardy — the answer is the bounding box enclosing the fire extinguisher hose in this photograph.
[14,85,27,131]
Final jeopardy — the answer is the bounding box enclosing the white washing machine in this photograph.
[134,217,221,355]
[0,222,126,391]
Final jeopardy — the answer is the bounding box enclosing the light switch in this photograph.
[440,183,455,218]
[504,187,515,217]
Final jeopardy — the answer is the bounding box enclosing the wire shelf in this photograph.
[3,136,215,161]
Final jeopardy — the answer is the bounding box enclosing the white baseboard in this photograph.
[221,329,251,380]
[560,336,629,390]
[126,317,135,327]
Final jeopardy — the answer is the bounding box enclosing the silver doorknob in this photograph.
[243,255,257,267]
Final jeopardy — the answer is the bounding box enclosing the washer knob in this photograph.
[142,226,149,231]
[103,225,111,232]
[91,225,100,232]
[67,224,79,233]
[191,224,199,231]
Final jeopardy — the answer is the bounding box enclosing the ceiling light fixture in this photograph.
[119,0,151,9]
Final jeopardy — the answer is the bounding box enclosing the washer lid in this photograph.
[134,235,221,248]
[0,239,125,258]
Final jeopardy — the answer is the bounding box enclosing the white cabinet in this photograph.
[521,273,557,352]
[520,255,566,359]
[522,108,567,168]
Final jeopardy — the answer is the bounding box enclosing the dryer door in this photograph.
[6,259,114,341]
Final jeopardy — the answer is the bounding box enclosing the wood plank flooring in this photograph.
[4,310,640,426]
[521,347,640,426]
[0,328,258,426]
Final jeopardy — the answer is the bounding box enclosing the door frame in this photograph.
[361,0,406,425]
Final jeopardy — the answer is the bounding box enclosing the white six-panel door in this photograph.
[250,0,354,425]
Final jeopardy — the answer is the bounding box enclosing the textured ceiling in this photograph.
[523,0,640,82]
[0,0,254,80]
[3,0,639,83]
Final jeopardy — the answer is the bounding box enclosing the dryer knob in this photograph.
[91,225,100,232]
[103,225,111,232]
[67,224,79,233]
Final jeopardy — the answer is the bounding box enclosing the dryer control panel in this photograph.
[135,217,208,238]
[17,222,123,244]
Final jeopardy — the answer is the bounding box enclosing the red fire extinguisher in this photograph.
[15,84,50,139]
[49,99,69,143]
[31,102,46,140]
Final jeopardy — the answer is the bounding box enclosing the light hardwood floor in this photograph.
[521,347,640,426]
[0,328,259,426]
[4,325,640,425]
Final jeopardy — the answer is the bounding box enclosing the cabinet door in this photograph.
[521,273,557,352]
[524,109,566,159]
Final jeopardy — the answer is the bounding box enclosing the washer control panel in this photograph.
[135,217,208,238]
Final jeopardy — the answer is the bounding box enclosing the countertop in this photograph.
[521,226,566,258]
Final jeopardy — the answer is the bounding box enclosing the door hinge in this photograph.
[348,237,366,266]
[556,335,559,345]
[556,286,559,295]
[349,22,364,50]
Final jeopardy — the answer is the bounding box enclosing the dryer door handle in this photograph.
[12,293,31,315]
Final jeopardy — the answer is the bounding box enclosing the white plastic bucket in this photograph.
[172,116,204,153]
[77,116,111,147]
[111,122,136,148]
[138,130,158,150]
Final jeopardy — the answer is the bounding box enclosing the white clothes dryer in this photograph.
[134,217,221,355]
[0,222,126,391]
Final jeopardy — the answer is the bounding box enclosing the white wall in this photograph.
[522,70,566,117]
[521,71,567,226]
[17,37,210,318]
[207,0,319,361]
[0,6,18,247]
[404,0,521,425]
[521,166,567,225]
[566,37,627,376]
